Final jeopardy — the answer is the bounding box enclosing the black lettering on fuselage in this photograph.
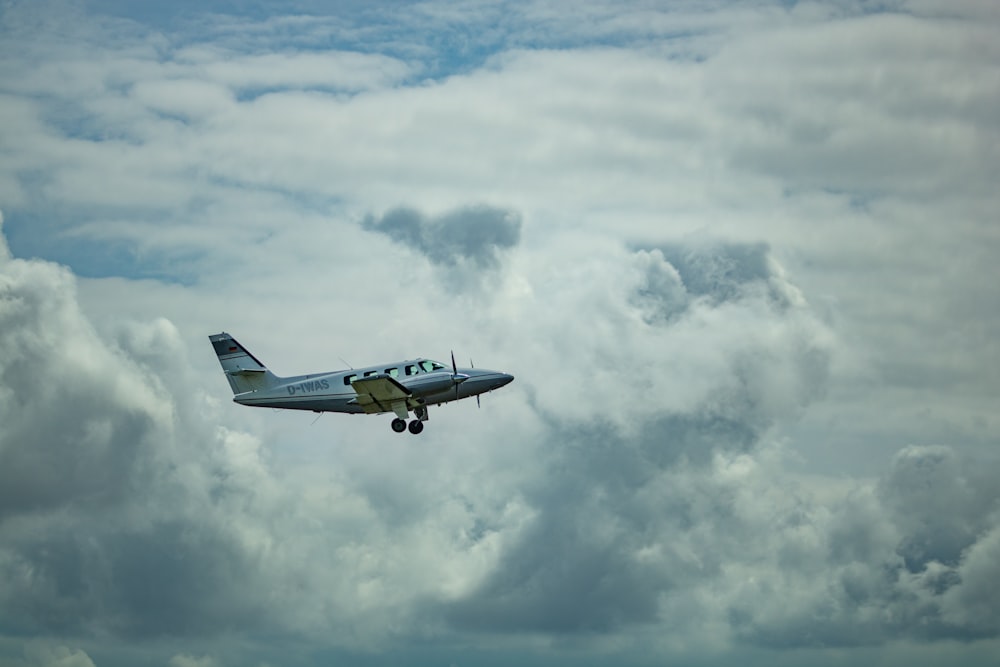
[286,378,330,395]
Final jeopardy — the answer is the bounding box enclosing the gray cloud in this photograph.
[362,205,521,274]
[0,248,271,643]
[435,240,1000,651]
[0,258,156,518]
[723,444,1000,648]
[880,445,985,572]
[444,241,833,634]
[631,241,804,325]
[0,232,534,659]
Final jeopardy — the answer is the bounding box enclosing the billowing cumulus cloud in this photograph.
[727,444,1000,648]
[1,0,999,665]
[0,221,532,659]
[443,239,830,633]
[0,233,268,641]
[2,216,1000,664]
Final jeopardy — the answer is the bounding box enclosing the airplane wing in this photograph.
[350,374,413,418]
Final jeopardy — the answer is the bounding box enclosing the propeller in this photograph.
[451,350,469,401]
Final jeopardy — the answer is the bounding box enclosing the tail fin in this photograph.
[209,332,280,395]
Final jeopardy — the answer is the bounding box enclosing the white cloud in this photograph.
[942,525,1000,633]
[168,654,218,667]
[3,197,1000,665]
[1,0,999,665]
[16,643,95,667]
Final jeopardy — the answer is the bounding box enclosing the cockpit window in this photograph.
[420,360,446,372]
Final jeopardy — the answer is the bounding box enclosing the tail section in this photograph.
[209,332,280,395]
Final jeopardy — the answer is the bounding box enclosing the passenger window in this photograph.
[385,368,399,378]
[343,374,358,385]
[405,365,418,376]
[364,370,379,377]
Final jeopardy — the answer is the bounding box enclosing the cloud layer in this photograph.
[1,0,999,665]
[3,221,999,665]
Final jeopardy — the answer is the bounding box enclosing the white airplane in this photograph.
[209,332,514,434]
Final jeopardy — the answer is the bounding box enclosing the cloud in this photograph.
[0,233,269,640]
[440,239,834,634]
[418,239,1000,649]
[0,220,529,656]
[14,643,96,667]
[941,524,1000,634]
[632,240,806,322]
[706,11,1000,199]
[0,239,163,519]
[362,204,522,286]
[168,654,219,667]
[879,445,983,571]
[3,201,1000,665]
[1,0,999,665]
[723,444,1000,648]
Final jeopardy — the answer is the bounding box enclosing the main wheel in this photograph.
[391,418,407,433]
[408,420,424,435]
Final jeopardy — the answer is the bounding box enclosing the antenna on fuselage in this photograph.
[339,357,353,369]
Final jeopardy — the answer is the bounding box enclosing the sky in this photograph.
[1,0,999,666]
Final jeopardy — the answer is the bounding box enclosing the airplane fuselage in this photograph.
[233,359,512,413]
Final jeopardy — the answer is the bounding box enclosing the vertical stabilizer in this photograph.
[209,332,280,394]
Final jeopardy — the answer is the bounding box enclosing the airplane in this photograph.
[209,332,514,434]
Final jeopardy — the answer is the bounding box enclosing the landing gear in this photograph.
[391,417,424,434]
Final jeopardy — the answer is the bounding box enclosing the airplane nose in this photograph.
[466,370,514,394]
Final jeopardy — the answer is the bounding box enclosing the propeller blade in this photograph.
[449,351,470,401]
